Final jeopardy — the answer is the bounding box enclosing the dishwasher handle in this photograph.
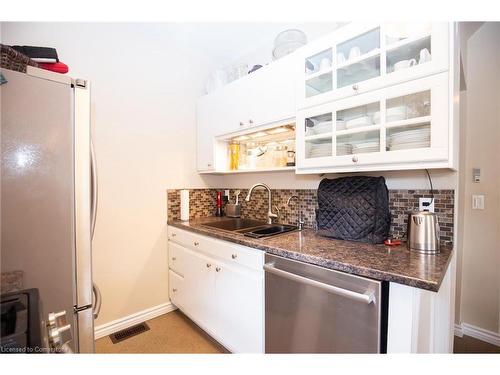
[264,263,376,305]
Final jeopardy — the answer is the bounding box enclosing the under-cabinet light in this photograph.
[266,127,290,135]
[250,131,269,138]
[233,135,250,141]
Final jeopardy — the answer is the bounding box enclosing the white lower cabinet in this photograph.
[168,228,264,353]
[214,262,263,353]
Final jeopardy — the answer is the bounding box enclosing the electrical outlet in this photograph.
[419,197,435,212]
[472,195,485,210]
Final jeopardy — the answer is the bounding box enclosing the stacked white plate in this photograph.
[386,105,407,122]
[312,120,333,135]
[307,142,332,158]
[337,143,353,155]
[352,141,380,154]
[345,115,371,129]
[388,128,430,151]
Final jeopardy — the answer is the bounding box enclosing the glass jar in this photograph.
[286,150,296,166]
[229,141,240,170]
[273,145,288,167]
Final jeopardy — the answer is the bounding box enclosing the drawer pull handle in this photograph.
[352,155,359,163]
[172,257,176,261]
[231,254,238,259]
[172,288,178,292]
[206,263,211,268]
[216,267,221,272]
[194,241,199,246]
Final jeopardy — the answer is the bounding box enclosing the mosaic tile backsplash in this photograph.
[167,188,454,246]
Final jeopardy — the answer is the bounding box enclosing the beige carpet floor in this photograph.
[95,310,226,354]
[96,309,500,354]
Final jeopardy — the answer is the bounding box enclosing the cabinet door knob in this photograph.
[206,263,211,268]
[352,155,359,163]
[352,84,359,91]
[231,254,237,259]
[194,241,199,246]
[216,267,221,272]
[172,257,176,261]
[249,119,254,125]
[172,288,178,292]
[239,121,245,126]
[171,233,176,237]
[207,163,212,167]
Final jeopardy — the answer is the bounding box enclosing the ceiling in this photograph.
[166,22,344,67]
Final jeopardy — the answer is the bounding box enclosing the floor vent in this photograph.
[109,323,150,344]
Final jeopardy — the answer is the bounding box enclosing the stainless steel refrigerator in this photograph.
[1,68,100,353]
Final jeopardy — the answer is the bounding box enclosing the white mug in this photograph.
[394,58,417,71]
[348,46,361,60]
[337,52,346,64]
[319,57,332,71]
[419,48,431,64]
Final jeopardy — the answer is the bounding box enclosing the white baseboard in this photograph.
[94,302,177,339]
[454,322,500,347]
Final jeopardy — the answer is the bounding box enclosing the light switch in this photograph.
[473,168,481,183]
[472,195,485,210]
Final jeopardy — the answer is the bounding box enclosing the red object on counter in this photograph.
[38,61,69,74]
[216,191,223,217]
[384,239,401,246]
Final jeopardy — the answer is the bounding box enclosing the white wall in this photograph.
[458,22,500,335]
[1,23,220,325]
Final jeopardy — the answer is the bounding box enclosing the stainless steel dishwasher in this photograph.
[264,254,388,353]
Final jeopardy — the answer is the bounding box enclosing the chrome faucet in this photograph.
[287,195,304,231]
[245,183,279,224]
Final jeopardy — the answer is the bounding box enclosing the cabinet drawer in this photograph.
[169,269,184,308]
[211,240,264,271]
[168,241,189,276]
[168,226,264,271]
[168,226,185,243]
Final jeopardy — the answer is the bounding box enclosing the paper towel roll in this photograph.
[180,189,189,221]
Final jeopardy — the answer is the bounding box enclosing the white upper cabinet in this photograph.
[196,54,297,172]
[297,22,449,109]
[196,22,457,174]
[296,72,450,173]
[196,94,218,171]
[237,55,297,131]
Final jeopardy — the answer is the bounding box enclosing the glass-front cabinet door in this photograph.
[296,72,449,172]
[297,22,449,109]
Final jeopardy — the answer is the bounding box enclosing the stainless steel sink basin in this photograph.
[200,218,297,238]
[241,224,298,238]
[200,218,267,232]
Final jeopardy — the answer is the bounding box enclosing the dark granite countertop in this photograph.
[167,217,453,292]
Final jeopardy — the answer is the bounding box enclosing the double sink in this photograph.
[201,218,297,238]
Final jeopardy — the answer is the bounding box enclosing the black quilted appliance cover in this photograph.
[316,176,391,244]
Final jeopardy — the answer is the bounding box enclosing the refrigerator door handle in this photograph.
[90,137,98,240]
[74,83,93,308]
[92,282,102,319]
